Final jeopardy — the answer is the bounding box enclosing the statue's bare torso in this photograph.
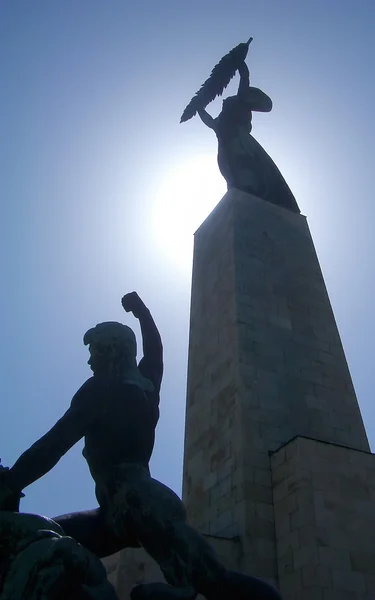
[75,377,160,493]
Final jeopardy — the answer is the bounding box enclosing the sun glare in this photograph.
[151,154,226,271]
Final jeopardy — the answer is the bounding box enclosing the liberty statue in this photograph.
[181,39,300,214]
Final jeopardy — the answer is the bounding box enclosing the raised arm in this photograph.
[237,61,250,97]
[197,107,216,130]
[122,292,163,391]
[6,401,86,493]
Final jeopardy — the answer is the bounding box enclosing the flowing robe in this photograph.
[215,96,300,214]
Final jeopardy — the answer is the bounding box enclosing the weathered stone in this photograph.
[106,190,374,599]
[332,569,367,594]
[272,437,375,599]
[318,547,351,571]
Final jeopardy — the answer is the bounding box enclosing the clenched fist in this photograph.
[121,292,148,319]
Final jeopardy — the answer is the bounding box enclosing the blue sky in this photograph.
[1,0,374,518]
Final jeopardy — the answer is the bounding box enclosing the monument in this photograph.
[182,40,375,599]
[180,38,299,214]
[1,38,374,600]
[101,39,375,599]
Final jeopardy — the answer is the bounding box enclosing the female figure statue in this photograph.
[182,40,300,214]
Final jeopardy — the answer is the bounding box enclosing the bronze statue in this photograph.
[1,293,282,599]
[0,464,118,599]
[181,39,300,214]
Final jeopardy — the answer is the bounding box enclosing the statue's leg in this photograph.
[110,476,225,599]
[109,474,282,599]
[54,507,139,558]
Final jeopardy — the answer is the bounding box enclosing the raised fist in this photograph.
[121,292,147,319]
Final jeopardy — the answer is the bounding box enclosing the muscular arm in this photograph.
[138,305,162,365]
[137,304,163,392]
[8,402,86,492]
[197,107,216,130]
[122,292,163,392]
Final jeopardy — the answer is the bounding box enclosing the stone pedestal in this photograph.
[271,437,375,599]
[104,189,372,599]
[182,189,369,587]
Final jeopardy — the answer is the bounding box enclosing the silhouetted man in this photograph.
[3,292,282,600]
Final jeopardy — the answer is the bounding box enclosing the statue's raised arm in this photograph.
[197,107,216,130]
[237,60,250,97]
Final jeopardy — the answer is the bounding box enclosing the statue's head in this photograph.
[222,88,272,114]
[83,321,137,376]
[221,95,253,132]
[243,87,272,112]
[222,95,240,111]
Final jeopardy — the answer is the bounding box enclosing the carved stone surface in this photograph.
[183,189,369,586]
[271,437,375,599]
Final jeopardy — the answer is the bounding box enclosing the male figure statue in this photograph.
[2,293,281,599]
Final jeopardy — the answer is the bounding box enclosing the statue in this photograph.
[181,39,300,214]
[0,292,282,599]
[0,464,118,599]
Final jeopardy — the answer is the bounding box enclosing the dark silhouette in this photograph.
[0,465,118,599]
[182,40,300,214]
[1,293,282,599]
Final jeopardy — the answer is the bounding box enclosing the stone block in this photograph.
[318,547,351,570]
[245,517,275,541]
[273,479,290,502]
[254,467,272,487]
[301,565,331,588]
[280,569,303,595]
[278,548,294,576]
[255,501,274,522]
[350,550,375,575]
[181,191,373,600]
[210,508,234,533]
[240,554,277,581]
[275,514,291,540]
[209,475,232,504]
[215,491,235,515]
[322,591,357,600]
[290,505,314,531]
[277,530,300,558]
[270,447,286,470]
[255,538,277,560]
[274,490,297,517]
[293,545,319,570]
[332,569,367,593]
[300,590,324,600]
[202,471,217,492]
[243,481,273,504]
[297,525,317,547]
[269,314,292,330]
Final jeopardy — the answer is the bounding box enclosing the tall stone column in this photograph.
[182,189,369,586]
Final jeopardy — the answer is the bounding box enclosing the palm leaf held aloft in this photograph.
[180,38,253,123]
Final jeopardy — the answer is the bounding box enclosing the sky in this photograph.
[0,0,374,518]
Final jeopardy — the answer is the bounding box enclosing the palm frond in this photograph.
[180,38,252,123]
